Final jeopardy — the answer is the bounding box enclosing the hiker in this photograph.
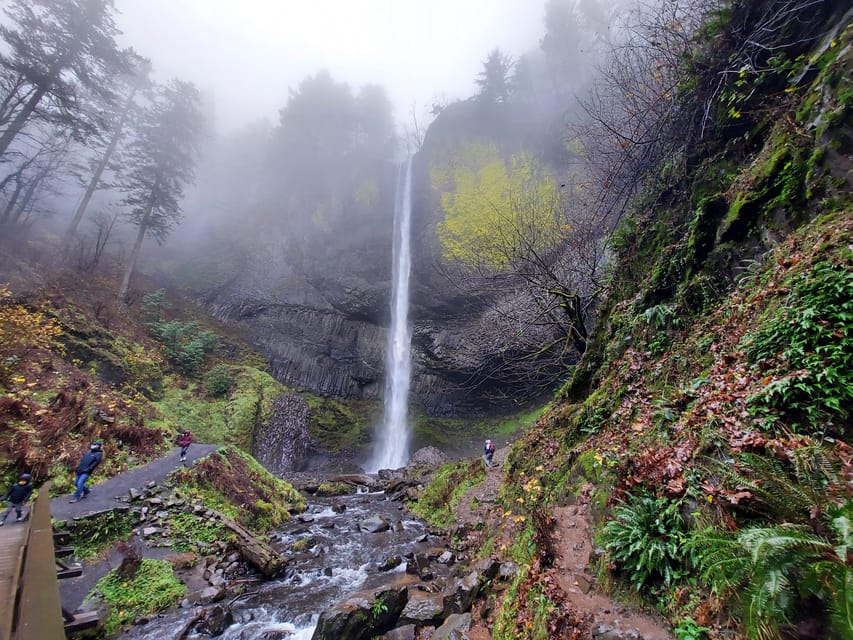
[484,439,496,468]
[177,428,193,462]
[0,473,33,525]
[70,441,103,503]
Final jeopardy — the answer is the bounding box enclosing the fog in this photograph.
[117,0,544,132]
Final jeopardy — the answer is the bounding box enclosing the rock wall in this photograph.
[180,103,570,418]
[253,392,311,473]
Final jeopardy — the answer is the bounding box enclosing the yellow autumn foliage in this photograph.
[431,142,561,270]
[0,285,62,357]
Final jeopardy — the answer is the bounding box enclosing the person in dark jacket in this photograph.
[0,473,33,524]
[70,441,103,503]
[177,429,193,462]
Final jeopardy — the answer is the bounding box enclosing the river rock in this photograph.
[430,612,472,640]
[442,572,480,616]
[406,554,432,581]
[198,585,226,604]
[473,557,500,581]
[379,625,416,640]
[399,589,445,626]
[499,561,519,580]
[437,551,455,565]
[198,604,234,636]
[310,584,408,640]
[253,392,311,473]
[378,555,403,572]
[359,515,391,533]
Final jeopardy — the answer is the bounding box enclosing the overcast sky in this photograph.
[116,0,545,133]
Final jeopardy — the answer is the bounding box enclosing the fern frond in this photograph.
[738,524,829,563]
[790,445,838,490]
[828,564,853,640]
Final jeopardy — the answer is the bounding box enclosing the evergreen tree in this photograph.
[118,80,203,302]
[0,0,130,157]
[476,49,514,104]
[63,53,151,251]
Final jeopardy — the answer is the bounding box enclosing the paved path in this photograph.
[49,445,220,613]
[50,445,220,523]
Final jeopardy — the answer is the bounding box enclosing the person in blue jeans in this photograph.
[70,441,103,503]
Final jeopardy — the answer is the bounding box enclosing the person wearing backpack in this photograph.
[70,441,103,503]
[484,439,496,468]
[0,473,33,524]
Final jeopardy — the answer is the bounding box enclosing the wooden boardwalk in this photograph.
[0,522,27,640]
[0,484,65,640]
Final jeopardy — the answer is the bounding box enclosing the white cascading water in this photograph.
[370,157,413,471]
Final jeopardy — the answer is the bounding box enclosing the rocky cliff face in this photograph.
[179,105,567,418]
[253,392,311,473]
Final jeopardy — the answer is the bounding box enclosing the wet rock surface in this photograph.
[253,391,311,473]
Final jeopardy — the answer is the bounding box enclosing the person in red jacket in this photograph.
[177,429,193,462]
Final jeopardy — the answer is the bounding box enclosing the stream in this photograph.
[120,488,430,640]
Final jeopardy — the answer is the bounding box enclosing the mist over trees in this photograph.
[0,0,763,410]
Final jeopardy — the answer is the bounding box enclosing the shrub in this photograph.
[203,363,232,396]
[89,559,185,636]
[743,262,852,437]
[690,502,852,640]
[408,459,485,529]
[600,490,687,590]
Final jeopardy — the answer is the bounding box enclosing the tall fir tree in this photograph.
[0,0,130,157]
[118,80,203,302]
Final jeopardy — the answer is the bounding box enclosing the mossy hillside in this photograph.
[478,12,852,637]
[407,458,485,529]
[150,365,285,450]
[171,446,305,533]
[88,559,185,636]
[304,393,380,455]
[412,403,545,453]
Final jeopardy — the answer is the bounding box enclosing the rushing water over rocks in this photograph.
[120,489,431,640]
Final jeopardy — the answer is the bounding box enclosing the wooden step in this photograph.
[56,567,82,579]
[52,531,71,545]
[63,611,99,632]
[54,546,74,558]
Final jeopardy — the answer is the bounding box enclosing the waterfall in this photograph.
[371,157,413,471]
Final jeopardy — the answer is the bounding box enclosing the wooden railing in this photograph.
[8,481,65,640]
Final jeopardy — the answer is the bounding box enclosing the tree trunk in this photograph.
[11,169,47,225]
[1,174,25,222]
[0,86,48,157]
[118,204,152,303]
[63,90,136,249]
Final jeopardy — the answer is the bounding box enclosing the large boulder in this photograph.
[311,584,408,640]
[430,612,472,640]
[406,446,449,470]
[442,572,480,616]
[399,589,446,626]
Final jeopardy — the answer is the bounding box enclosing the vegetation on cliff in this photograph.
[0,271,285,488]
[410,2,852,638]
[172,446,305,531]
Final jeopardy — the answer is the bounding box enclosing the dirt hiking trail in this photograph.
[457,446,672,640]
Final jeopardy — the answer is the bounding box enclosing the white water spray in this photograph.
[371,158,413,471]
